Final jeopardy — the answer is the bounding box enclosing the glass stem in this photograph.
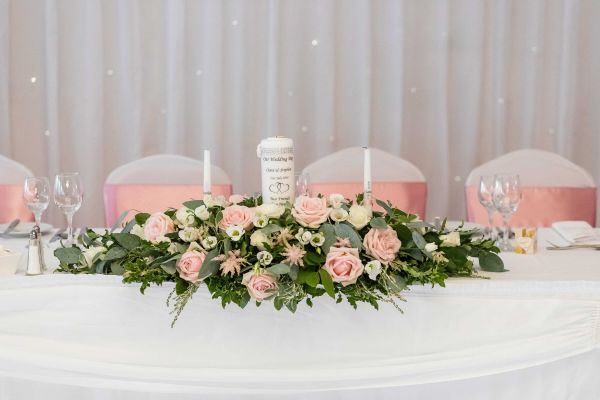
[503,215,510,249]
[66,213,74,244]
[34,213,42,227]
[486,210,494,237]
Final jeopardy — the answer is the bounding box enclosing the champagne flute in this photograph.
[54,173,83,244]
[295,172,310,197]
[492,174,522,251]
[23,177,50,227]
[477,175,497,239]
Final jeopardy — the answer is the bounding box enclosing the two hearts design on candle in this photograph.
[269,182,290,194]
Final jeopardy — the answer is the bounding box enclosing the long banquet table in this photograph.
[0,228,599,399]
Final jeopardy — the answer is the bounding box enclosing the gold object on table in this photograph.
[514,228,537,254]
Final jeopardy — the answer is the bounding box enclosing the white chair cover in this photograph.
[0,155,34,222]
[0,154,33,183]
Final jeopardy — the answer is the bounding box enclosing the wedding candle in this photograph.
[257,137,295,205]
[203,150,211,195]
[363,146,372,194]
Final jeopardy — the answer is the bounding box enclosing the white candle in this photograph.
[363,146,372,194]
[203,150,211,195]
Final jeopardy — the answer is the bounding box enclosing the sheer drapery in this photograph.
[0,0,599,227]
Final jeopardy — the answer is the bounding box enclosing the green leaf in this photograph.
[175,278,189,295]
[319,223,337,254]
[215,211,223,226]
[369,217,387,229]
[223,237,232,254]
[288,265,299,280]
[303,251,325,267]
[274,296,284,311]
[111,209,130,231]
[443,247,468,265]
[111,262,125,275]
[183,199,204,210]
[334,223,363,250]
[479,252,506,272]
[112,232,142,250]
[411,231,427,250]
[135,213,151,225]
[95,260,107,274]
[54,247,82,264]
[197,248,220,280]
[384,273,407,293]
[319,268,335,298]
[376,199,394,215]
[104,246,128,261]
[260,224,281,235]
[267,263,291,275]
[122,219,137,234]
[297,270,320,287]
[161,264,177,275]
[394,224,413,244]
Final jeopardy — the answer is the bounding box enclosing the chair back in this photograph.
[0,155,34,223]
[104,154,232,226]
[465,149,597,227]
[303,147,427,218]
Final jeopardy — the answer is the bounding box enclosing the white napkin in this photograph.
[551,221,600,245]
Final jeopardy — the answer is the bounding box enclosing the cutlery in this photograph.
[50,228,67,243]
[0,219,20,238]
[546,241,600,250]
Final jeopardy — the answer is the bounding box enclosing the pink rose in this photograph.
[228,194,246,205]
[323,247,364,286]
[219,205,255,230]
[242,270,278,301]
[291,196,331,228]
[363,226,401,264]
[177,251,207,282]
[143,212,175,242]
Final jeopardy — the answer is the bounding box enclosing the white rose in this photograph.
[226,225,245,241]
[424,243,438,253]
[257,250,273,266]
[440,232,461,247]
[253,213,269,228]
[83,246,107,267]
[201,236,218,250]
[330,208,349,222]
[329,193,346,209]
[203,194,227,208]
[130,224,145,239]
[255,203,285,219]
[178,227,200,242]
[176,207,196,227]
[364,260,382,280]
[301,231,312,244]
[347,204,371,230]
[250,230,269,250]
[194,205,210,221]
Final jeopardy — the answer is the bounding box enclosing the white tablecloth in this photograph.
[0,228,599,399]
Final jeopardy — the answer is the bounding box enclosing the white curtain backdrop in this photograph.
[0,0,599,227]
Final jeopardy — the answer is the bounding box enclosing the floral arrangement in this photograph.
[55,194,503,326]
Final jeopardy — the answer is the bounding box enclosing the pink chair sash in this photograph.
[0,185,33,223]
[104,184,233,227]
[465,186,597,227]
[309,182,427,219]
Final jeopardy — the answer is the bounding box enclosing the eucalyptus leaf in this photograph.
[319,268,335,298]
[183,199,204,210]
[161,264,177,275]
[334,223,363,250]
[267,263,291,275]
[319,223,337,254]
[95,260,106,274]
[111,209,130,231]
[411,231,427,250]
[104,246,128,261]
[122,219,137,234]
[260,224,281,235]
[223,237,232,254]
[112,232,142,250]
[288,265,299,280]
[375,199,394,215]
[369,217,387,229]
[54,247,82,264]
[479,252,506,272]
[111,262,125,275]
[384,273,407,293]
[198,248,220,280]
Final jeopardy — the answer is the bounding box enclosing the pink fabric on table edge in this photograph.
[104,184,233,227]
[0,184,34,224]
[465,186,597,228]
[309,182,427,219]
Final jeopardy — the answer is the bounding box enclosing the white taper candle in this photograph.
[203,150,211,195]
[363,146,372,194]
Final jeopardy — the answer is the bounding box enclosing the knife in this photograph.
[0,219,20,238]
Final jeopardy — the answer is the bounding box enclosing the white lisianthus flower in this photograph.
[440,232,461,247]
[194,205,210,221]
[424,242,438,253]
[295,228,312,245]
[250,230,270,250]
[154,235,171,244]
[175,207,196,227]
[203,194,227,208]
[167,242,180,254]
[83,246,107,267]
[257,250,273,266]
[330,208,349,223]
[201,236,217,250]
[328,193,346,209]
[226,225,245,241]
[178,226,200,242]
[255,203,285,219]
[347,204,372,230]
[253,213,269,228]
[130,224,145,239]
[310,232,325,247]
[187,241,204,253]
[364,260,383,281]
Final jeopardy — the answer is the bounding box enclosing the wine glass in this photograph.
[295,172,310,197]
[54,173,83,244]
[477,175,497,239]
[23,177,50,227]
[492,174,522,251]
